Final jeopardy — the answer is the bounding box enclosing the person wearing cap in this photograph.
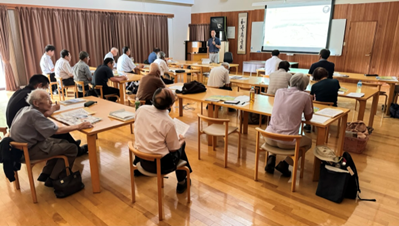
[263,73,313,177]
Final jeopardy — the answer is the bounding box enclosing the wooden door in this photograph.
[344,21,377,73]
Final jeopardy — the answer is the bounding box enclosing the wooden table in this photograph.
[169,60,240,74]
[229,75,379,128]
[176,88,350,181]
[51,96,135,193]
[112,73,143,105]
[138,68,201,83]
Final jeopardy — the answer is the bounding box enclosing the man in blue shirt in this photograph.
[207,30,221,63]
[147,47,160,64]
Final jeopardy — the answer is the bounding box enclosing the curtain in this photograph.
[0,6,17,91]
[189,24,210,41]
[17,7,169,80]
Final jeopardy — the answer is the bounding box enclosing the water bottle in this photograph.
[249,86,255,102]
[135,97,140,110]
[356,80,362,93]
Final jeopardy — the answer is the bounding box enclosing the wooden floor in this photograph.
[0,86,398,226]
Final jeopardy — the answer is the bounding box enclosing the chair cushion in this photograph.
[136,160,187,177]
[203,124,238,136]
[260,143,296,155]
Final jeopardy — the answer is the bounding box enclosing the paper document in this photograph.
[53,109,101,125]
[230,76,243,80]
[109,109,135,121]
[309,115,331,124]
[169,85,183,91]
[377,76,398,82]
[173,118,190,137]
[55,103,85,113]
[346,92,364,98]
[207,95,236,101]
[59,98,85,106]
[234,95,250,102]
[315,108,343,118]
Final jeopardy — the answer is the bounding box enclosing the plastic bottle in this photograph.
[135,97,140,110]
[356,80,362,93]
[249,86,255,102]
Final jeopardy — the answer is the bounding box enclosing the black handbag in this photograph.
[53,167,85,198]
[316,163,351,203]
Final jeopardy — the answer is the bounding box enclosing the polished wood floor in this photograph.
[0,86,398,226]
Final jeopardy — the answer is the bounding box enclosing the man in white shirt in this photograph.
[134,88,192,193]
[40,45,58,94]
[104,47,118,68]
[207,62,231,89]
[154,51,173,84]
[54,49,75,86]
[117,46,136,73]
[265,50,282,75]
[267,61,292,95]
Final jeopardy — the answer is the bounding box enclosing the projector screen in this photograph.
[262,1,334,54]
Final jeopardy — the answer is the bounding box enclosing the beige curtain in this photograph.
[17,7,169,80]
[0,6,17,91]
[189,24,210,41]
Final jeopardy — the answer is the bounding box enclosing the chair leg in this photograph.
[49,86,54,100]
[198,133,201,160]
[237,131,241,159]
[161,177,164,188]
[184,167,191,203]
[201,103,203,115]
[300,150,305,178]
[264,151,269,167]
[26,166,38,203]
[212,136,216,151]
[157,172,164,221]
[129,152,136,203]
[291,155,299,192]
[254,132,260,181]
[258,115,262,128]
[224,136,228,168]
[14,171,20,190]
[325,126,330,144]
[130,124,133,134]
[58,87,62,101]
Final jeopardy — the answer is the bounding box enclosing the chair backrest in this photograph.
[75,81,86,96]
[224,52,233,63]
[313,100,334,106]
[255,127,302,143]
[197,114,229,125]
[45,74,57,84]
[362,82,382,91]
[128,141,162,162]
[260,92,275,97]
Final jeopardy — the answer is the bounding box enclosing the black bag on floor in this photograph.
[53,167,85,198]
[176,81,206,94]
[390,103,399,118]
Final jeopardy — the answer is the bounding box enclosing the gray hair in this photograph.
[26,89,49,105]
[157,51,166,59]
[79,51,89,60]
[221,62,230,69]
[290,73,309,91]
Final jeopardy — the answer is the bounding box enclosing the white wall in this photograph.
[191,0,399,13]
[2,0,191,60]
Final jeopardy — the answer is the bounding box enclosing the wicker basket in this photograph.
[343,135,369,154]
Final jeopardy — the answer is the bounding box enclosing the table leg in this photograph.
[337,114,348,156]
[385,83,395,115]
[357,100,366,121]
[179,98,183,117]
[243,111,249,134]
[368,93,379,128]
[87,134,101,193]
[235,66,239,75]
[183,73,188,83]
[174,74,178,83]
[313,127,326,181]
[119,83,125,105]
[207,103,214,146]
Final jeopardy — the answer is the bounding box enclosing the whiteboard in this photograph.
[250,19,347,56]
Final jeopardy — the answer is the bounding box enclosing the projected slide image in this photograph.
[263,4,332,52]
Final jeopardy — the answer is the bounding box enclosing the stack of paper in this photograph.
[53,109,101,125]
[230,76,243,80]
[302,114,330,124]
[59,98,86,106]
[377,76,398,82]
[109,109,135,121]
[173,118,190,137]
[346,92,365,98]
[315,108,344,118]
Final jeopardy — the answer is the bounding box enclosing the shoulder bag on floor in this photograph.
[53,167,85,198]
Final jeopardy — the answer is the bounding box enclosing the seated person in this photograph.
[147,47,160,64]
[40,44,57,94]
[134,88,192,193]
[310,67,340,107]
[309,49,335,79]
[93,58,127,102]
[207,62,231,90]
[117,46,137,73]
[267,61,292,95]
[5,74,88,156]
[136,63,165,105]
[54,49,75,86]
[73,51,92,93]
[154,51,173,84]
[104,47,118,68]
[264,73,313,177]
[265,49,282,75]
[10,89,92,186]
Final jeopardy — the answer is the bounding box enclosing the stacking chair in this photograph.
[45,74,58,100]
[254,128,307,192]
[0,127,70,203]
[128,142,190,221]
[75,81,104,98]
[56,77,77,101]
[197,114,241,168]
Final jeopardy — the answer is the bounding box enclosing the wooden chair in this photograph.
[355,83,386,112]
[45,74,58,100]
[258,92,274,128]
[0,127,71,203]
[56,77,77,101]
[197,114,241,168]
[75,81,104,98]
[254,128,306,192]
[128,142,190,221]
[190,66,203,82]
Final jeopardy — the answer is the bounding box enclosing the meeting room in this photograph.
[0,0,399,225]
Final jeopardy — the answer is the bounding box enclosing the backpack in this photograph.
[390,103,399,118]
[176,81,207,94]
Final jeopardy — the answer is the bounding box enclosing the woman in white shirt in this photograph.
[154,51,173,84]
